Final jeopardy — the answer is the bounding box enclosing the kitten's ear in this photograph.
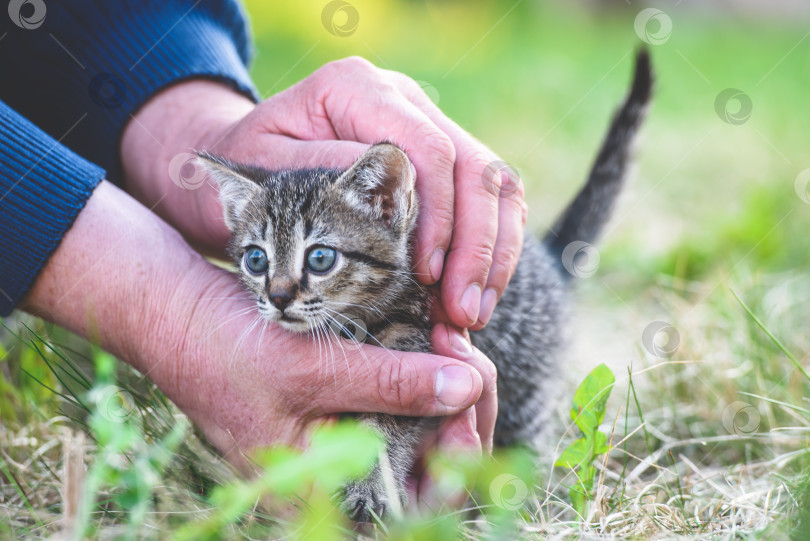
[196,153,261,232]
[337,143,417,229]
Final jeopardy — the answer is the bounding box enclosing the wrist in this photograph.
[120,80,255,251]
[22,181,204,381]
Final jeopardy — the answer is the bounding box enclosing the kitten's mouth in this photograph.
[274,313,311,334]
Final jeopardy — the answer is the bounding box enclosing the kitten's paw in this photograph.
[340,478,397,523]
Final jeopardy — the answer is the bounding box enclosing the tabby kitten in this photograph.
[198,50,652,523]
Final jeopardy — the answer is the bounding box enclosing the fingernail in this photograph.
[429,249,445,282]
[477,288,498,326]
[435,365,474,407]
[448,328,472,356]
[460,284,482,324]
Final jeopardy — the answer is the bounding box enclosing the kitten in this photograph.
[198,49,652,523]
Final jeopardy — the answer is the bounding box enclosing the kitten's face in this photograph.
[200,144,418,335]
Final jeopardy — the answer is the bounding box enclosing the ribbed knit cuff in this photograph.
[0,101,105,316]
[81,2,260,181]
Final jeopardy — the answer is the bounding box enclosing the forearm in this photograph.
[21,180,214,393]
[120,80,254,253]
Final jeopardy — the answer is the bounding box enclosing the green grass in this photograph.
[3,1,810,539]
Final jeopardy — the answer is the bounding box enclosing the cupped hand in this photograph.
[122,57,527,330]
[25,180,497,506]
[160,258,498,488]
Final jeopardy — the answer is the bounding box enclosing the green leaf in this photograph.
[571,364,615,433]
[569,484,586,518]
[554,438,589,468]
[592,430,609,455]
[580,465,596,486]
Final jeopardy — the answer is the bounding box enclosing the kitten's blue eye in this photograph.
[244,247,269,275]
[306,246,337,274]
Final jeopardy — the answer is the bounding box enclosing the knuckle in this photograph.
[462,152,502,195]
[507,177,526,201]
[479,358,498,392]
[332,56,378,78]
[312,61,336,82]
[386,68,417,87]
[459,149,494,179]
[377,355,414,411]
[382,69,439,110]
[492,244,522,281]
[392,71,428,99]
[315,56,376,83]
[419,129,456,166]
[459,241,495,272]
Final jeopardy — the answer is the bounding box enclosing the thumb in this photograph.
[307,340,483,417]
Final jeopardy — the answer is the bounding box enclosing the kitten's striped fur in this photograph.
[199,50,652,523]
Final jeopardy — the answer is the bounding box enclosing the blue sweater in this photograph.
[0,0,258,315]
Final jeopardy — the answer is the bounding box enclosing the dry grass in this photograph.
[2,265,808,539]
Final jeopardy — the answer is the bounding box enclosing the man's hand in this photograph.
[23,181,497,498]
[121,57,527,329]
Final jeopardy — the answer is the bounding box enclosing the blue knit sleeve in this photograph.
[0,101,105,316]
[0,0,259,183]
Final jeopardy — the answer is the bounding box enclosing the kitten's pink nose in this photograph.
[269,291,293,311]
[268,281,297,312]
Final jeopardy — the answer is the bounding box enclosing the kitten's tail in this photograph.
[544,49,653,277]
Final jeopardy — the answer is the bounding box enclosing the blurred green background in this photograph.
[242,0,810,283]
